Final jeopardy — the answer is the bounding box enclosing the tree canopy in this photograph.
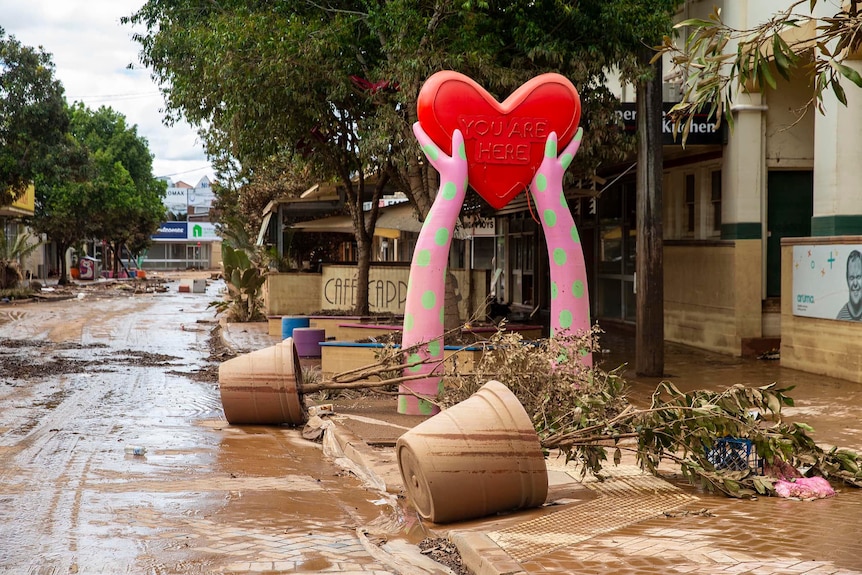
[31,103,166,282]
[126,0,681,312]
[67,104,166,273]
[0,28,68,205]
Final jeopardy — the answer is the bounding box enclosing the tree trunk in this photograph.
[635,48,665,377]
[57,243,69,286]
[354,232,372,316]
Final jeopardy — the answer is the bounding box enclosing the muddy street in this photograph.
[0,279,408,575]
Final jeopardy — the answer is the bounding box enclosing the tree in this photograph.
[67,104,166,275]
[0,28,68,205]
[31,129,93,284]
[658,1,862,135]
[126,0,680,326]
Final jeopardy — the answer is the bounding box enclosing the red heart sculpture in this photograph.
[417,71,581,209]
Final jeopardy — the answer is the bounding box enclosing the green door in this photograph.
[767,171,813,297]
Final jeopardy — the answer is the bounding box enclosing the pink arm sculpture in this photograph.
[528,128,592,366]
[398,124,469,415]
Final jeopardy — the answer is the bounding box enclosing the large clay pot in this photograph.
[218,338,307,425]
[395,380,548,523]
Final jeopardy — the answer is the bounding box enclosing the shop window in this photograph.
[711,170,722,233]
[472,237,495,269]
[685,173,695,234]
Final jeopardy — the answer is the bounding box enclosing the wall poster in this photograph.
[792,244,862,322]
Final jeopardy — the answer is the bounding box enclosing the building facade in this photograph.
[145,176,221,270]
[482,1,862,382]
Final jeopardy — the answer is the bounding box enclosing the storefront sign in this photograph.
[618,103,726,146]
[792,244,862,321]
[152,221,218,242]
[153,222,187,240]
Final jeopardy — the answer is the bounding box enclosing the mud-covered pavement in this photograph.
[0,277,417,575]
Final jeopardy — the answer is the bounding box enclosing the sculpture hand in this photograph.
[412,123,468,185]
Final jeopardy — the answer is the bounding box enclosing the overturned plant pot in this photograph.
[218,337,308,425]
[395,380,548,524]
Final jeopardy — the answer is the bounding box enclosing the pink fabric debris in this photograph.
[774,477,835,499]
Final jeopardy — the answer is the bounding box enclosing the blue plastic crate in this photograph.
[706,437,759,472]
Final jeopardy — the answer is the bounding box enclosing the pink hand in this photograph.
[530,128,592,367]
[399,124,469,415]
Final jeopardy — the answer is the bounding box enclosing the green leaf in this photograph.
[832,78,848,105]
[833,62,862,88]
[772,35,792,81]
[675,18,716,30]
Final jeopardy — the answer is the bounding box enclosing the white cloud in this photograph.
[0,0,214,186]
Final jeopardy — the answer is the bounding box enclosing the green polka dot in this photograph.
[437,379,445,394]
[561,153,573,169]
[570,225,580,243]
[422,291,436,310]
[422,213,432,230]
[428,340,441,357]
[544,139,557,158]
[398,395,408,412]
[416,249,431,267]
[439,307,444,324]
[579,347,590,357]
[535,174,547,192]
[544,209,557,227]
[408,352,423,372]
[442,181,457,200]
[572,280,585,298]
[559,309,573,329]
[404,313,415,331]
[418,398,435,415]
[434,228,449,246]
[551,281,559,299]
[423,144,439,161]
[553,248,567,266]
[560,191,567,207]
[458,142,467,161]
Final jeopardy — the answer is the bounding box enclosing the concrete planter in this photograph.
[319,341,483,380]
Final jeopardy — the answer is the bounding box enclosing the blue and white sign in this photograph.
[151,222,219,242]
[792,244,862,322]
[153,222,187,240]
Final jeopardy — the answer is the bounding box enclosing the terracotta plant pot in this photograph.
[217,337,307,425]
[395,380,548,523]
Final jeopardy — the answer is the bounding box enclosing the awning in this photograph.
[290,214,354,234]
[290,202,424,237]
[375,203,423,234]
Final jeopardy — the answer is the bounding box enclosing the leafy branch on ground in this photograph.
[307,319,862,498]
[438,326,862,498]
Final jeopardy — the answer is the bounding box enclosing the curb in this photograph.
[328,420,527,575]
[449,531,525,575]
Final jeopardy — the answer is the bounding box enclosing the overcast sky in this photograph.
[1,0,214,186]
